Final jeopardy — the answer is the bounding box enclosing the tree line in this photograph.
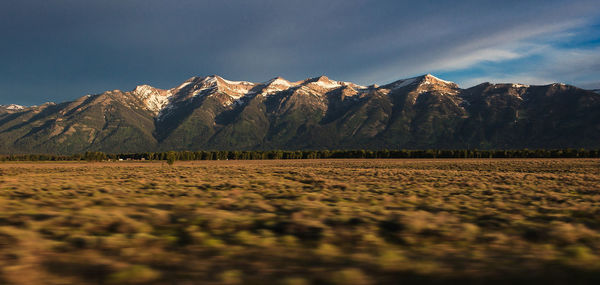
[0,149,599,163]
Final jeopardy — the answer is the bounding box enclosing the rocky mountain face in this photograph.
[1,74,599,154]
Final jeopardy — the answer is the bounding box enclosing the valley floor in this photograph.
[0,159,599,284]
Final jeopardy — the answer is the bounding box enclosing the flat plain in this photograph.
[0,159,599,284]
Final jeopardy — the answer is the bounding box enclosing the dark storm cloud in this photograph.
[1,0,599,105]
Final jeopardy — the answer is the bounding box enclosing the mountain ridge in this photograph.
[1,74,598,154]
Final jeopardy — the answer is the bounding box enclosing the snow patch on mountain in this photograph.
[183,76,219,97]
[192,86,216,96]
[269,78,288,85]
[387,74,459,90]
[198,76,256,98]
[305,76,343,90]
[391,78,417,89]
[220,77,254,86]
[266,77,293,87]
[423,74,454,85]
[3,104,26,110]
[219,83,255,98]
[342,82,368,89]
[259,77,296,96]
[312,80,342,89]
[203,76,218,85]
[133,85,172,115]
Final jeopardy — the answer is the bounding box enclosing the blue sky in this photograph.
[1,0,599,105]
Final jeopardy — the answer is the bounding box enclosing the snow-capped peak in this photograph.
[213,75,257,99]
[257,77,296,96]
[423,74,454,85]
[202,75,219,85]
[132,85,172,115]
[265,77,293,87]
[178,76,220,97]
[306,76,343,89]
[2,104,26,110]
[219,77,254,86]
[341,81,368,90]
[134,85,157,97]
[387,74,458,90]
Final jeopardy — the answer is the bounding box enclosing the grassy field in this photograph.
[0,159,599,284]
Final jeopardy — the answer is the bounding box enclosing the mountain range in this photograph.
[1,74,599,154]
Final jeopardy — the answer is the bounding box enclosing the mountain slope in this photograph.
[0,90,158,153]
[1,74,599,153]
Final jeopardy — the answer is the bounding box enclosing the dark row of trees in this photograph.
[1,149,599,162]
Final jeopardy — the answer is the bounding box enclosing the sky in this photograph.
[1,0,599,105]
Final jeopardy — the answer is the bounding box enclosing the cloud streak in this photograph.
[349,17,592,85]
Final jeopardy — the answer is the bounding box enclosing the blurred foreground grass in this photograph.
[0,159,599,284]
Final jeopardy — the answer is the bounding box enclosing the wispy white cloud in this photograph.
[351,19,590,85]
[455,44,600,88]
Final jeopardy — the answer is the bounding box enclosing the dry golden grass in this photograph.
[0,159,599,284]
